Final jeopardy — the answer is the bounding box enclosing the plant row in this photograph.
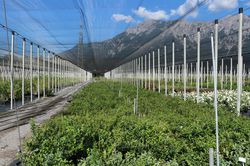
[22,81,250,165]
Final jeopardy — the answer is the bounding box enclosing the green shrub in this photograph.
[22,81,250,165]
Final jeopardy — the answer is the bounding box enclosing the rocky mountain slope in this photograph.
[61,15,250,73]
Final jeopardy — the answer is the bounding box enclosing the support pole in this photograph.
[22,38,26,105]
[57,57,60,91]
[55,56,57,92]
[133,60,135,85]
[30,43,33,102]
[10,31,14,110]
[178,64,181,82]
[136,58,139,101]
[134,59,136,85]
[158,48,160,93]
[145,54,147,89]
[191,63,193,86]
[148,53,151,90]
[11,32,22,153]
[183,34,187,100]
[201,61,203,89]
[196,28,200,103]
[230,57,233,90]
[214,19,220,166]
[164,45,167,96]
[221,58,224,90]
[225,65,228,87]
[141,56,143,88]
[54,54,57,92]
[209,148,214,166]
[51,53,54,91]
[237,8,243,116]
[153,51,155,91]
[48,51,50,90]
[138,58,140,87]
[37,46,40,100]
[172,41,175,96]
[43,48,46,97]
[60,58,62,89]
[207,61,209,88]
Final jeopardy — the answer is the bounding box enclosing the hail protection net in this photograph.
[0,0,250,75]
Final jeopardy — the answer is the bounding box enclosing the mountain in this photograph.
[61,15,250,74]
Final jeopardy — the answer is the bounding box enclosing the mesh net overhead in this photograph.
[1,0,250,73]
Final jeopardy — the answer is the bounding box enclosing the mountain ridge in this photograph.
[61,15,250,73]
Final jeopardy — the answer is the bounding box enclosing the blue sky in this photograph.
[1,0,250,53]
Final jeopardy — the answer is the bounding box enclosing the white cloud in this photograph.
[208,0,238,11]
[170,0,199,18]
[112,14,134,23]
[170,0,238,19]
[113,0,239,24]
[133,7,169,20]
[247,1,250,6]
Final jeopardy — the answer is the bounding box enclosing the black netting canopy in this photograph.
[1,0,250,73]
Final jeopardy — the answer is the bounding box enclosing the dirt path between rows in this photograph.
[0,81,91,166]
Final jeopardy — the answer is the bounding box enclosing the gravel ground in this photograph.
[0,81,91,166]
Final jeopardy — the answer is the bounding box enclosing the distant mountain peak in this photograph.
[61,14,250,73]
[125,19,164,35]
